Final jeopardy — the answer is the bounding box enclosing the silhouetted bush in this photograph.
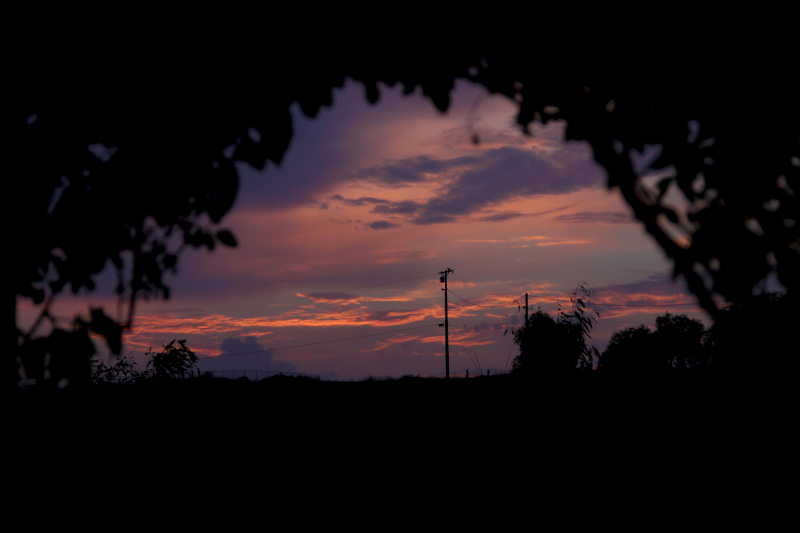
[599,312,738,373]
[146,339,198,381]
[653,313,706,369]
[598,325,664,373]
[512,284,600,374]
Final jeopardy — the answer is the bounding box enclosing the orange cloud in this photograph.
[361,334,426,353]
[450,330,497,347]
[128,302,447,346]
[589,291,703,319]
[370,249,435,265]
[535,240,592,246]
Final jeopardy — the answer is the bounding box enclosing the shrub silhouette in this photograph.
[653,313,707,369]
[598,325,663,373]
[513,311,569,374]
[599,313,709,373]
[512,284,599,374]
[91,353,146,385]
[145,340,198,382]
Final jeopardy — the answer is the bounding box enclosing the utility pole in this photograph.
[525,293,529,327]
[440,268,454,379]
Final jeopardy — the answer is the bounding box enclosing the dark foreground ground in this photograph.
[4,369,793,500]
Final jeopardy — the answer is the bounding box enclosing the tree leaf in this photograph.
[217,230,237,247]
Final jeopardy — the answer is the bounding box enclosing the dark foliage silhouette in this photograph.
[90,340,199,384]
[599,313,721,372]
[512,283,599,374]
[597,325,663,373]
[653,313,707,369]
[146,340,198,382]
[91,353,145,385]
[9,30,797,386]
[512,311,567,374]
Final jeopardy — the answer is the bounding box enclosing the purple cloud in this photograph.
[366,220,401,230]
[473,211,526,222]
[554,211,633,224]
[356,155,475,186]
[329,194,390,207]
[354,146,602,225]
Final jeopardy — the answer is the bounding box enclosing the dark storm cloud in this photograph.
[365,220,400,230]
[357,145,602,225]
[554,211,634,224]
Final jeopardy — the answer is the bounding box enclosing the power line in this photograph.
[447,289,516,309]
[452,328,481,373]
[459,320,482,373]
[504,349,513,374]
[200,323,440,359]
[447,297,483,372]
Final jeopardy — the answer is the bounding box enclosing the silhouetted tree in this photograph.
[145,340,198,382]
[512,311,567,374]
[653,313,707,369]
[512,283,599,374]
[598,325,664,373]
[10,30,797,386]
[599,313,708,373]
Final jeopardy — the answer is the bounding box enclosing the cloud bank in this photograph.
[334,145,602,226]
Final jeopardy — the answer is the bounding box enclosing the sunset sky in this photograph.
[20,79,718,380]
